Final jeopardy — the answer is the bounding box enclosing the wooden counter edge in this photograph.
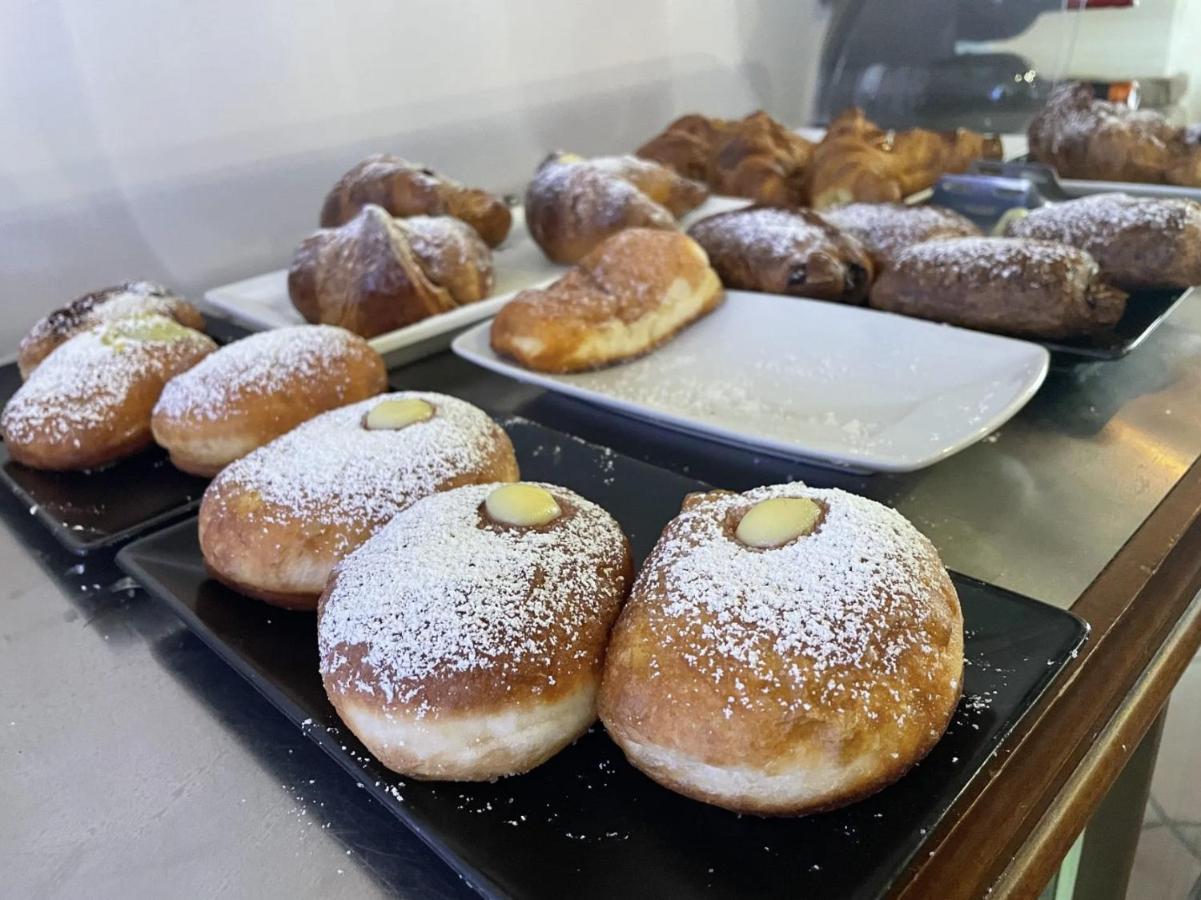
[891,455,1201,900]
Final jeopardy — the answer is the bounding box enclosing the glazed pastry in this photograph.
[490,228,723,373]
[870,237,1128,339]
[1028,83,1201,187]
[2,314,216,471]
[524,152,709,264]
[17,282,204,379]
[1005,193,1201,291]
[151,325,387,476]
[319,154,512,246]
[199,392,519,610]
[599,484,964,815]
[288,206,494,339]
[687,206,873,303]
[637,110,814,206]
[819,202,981,270]
[808,108,1002,209]
[318,482,632,780]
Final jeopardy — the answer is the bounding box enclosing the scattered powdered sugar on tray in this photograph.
[154,324,365,420]
[2,314,214,445]
[318,483,627,705]
[209,392,502,540]
[641,483,955,715]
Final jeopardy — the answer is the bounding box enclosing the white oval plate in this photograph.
[452,291,1050,473]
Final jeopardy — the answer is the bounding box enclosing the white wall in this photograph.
[0,0,827,354]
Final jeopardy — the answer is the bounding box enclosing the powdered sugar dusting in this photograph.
[1008,192,1201,246]
[208,393,505,549]
[892,236,1093,285]
[154,325,369,421]
[641,484,954,714]
[20,281,190,349]
[2,314,215,445]
[318,483,627,706]
[690,206,835,258]
[819,203,979,266]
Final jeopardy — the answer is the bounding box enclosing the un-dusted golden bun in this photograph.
[199,393,519,610]
[151,325,386,476]
[490,228,723,373]
[2,315,216,471]
[599,484,963,816]
[318,482,632,780]
[17,282,204,380]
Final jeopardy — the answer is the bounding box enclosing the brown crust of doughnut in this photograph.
[598,487,964,816]
[151,329,387,477]
[198,402,520,609]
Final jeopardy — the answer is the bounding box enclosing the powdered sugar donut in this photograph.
[152,325,386,476]
[18,282,204,379]
[598,483,963,815]
[2,314,216,471]
[318,481,632,780]
[198,392,518,610]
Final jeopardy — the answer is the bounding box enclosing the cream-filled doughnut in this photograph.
[151,325,386,476]
[599,483,964,815]
[2,314,216,471]
[198,392,518,610]
[318,482,632,780]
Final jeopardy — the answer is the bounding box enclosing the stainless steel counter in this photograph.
[4,292,1201,897]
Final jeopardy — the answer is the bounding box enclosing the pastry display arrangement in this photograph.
[1028,83,1201,188]
[637,107,1003,209]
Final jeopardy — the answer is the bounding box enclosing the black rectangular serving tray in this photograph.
[117,417,1088,899]
[0,319,250,555]
[1039,286,1192,361]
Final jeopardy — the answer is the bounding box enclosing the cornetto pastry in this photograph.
[870,237,1128,339]
[638,111,815,207]
[819,202,981,271]
[151,325,387,476]
[288,206,494,339]
[808,108,1003,209]
[599,484,964,815]
[523,152,709,264]
[1005,193,1201,292]
[17,281,204,379]
[490,228,723,373]
[198,392,518,610]
[318,481,632,780]
[319,154,512,246]
[1028,83,1201,188]
[2,314,216,471]
[687,206,873,303]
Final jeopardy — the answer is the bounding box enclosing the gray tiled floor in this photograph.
[1128,655,1201,899]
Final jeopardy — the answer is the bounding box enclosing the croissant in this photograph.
[524,152,708,264]
[1029,83,1201,188]
[288,205,493,339]
[319,155,512,247]
[637,110,813,206]
[808,108,1002,209]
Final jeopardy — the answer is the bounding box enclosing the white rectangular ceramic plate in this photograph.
[452,291,1050,473]
[203,196,750,366]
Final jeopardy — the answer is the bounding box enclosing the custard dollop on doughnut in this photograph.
[2,313,216,471]
[152,324,386,476]
[599,483,963,816]
[198,392,518,610]
[484,482,562,527]
[318,482,632,781]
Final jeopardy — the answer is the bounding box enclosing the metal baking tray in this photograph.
[117,416,1088,899]
[0,319,249,555]
[1038,287,1193,361]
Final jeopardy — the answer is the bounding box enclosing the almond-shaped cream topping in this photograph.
[364,397,433,430]
[735,497,821,548]
[485,483,561,527]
